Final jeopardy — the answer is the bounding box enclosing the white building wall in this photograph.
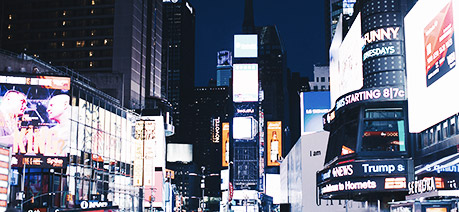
[281,131,369,211]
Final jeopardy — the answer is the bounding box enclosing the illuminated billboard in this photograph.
[233,116,258,140]
[218,50,232,66]
[0,75,70,162]
[222,122,229,167]
[405,0,459,133]
[267,121,282,166]
[233,64,258,102]
[234,34,257,58]
[330,13,363,106]
[300,92,331,134]
[166,143,192,163]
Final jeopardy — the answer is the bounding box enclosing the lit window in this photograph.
[62,32,66,37]
[8,35,11,40]
[62,21,66,26]
[91,30,95,36]
[89,51,93,57]
[90,41,95,46]
[76,41,85,47]
[91,9,94,14]
[91,0,95,5]
[61,42,65,47]
[8,15,12,20]
[89,61,93,67]
[7,25,11,30]
[63,11,66,16]
[104,39,108,45]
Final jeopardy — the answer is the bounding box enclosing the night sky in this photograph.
[190,0,328,86]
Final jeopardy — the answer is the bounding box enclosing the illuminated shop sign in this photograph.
[363,27,401,46]
[222,122,229,167]
[335,86,405,111]
[318,159,408,184]
[320,177,407,195]
[80,200,109,209]
[13,155,68,168]
[212,117,221,143]
[408,177,436,195]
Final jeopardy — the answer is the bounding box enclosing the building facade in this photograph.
[216,50,232,87]
[0,49,147,211]
[0,0,164,109]
[161,0,196,145]
[318,0,413,210]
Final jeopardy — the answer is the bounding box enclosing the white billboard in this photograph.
[166,143,192,163]
[233,116,258,140]
[405,0,459,133]
[329,13,363,106]
[233,64,259,102]
[234,34,257,58]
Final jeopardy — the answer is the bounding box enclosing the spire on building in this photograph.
[242,0,255,33]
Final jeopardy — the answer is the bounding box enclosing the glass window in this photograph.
[450,117,456,136]
[361,109,405,152]
[321,77,326,82]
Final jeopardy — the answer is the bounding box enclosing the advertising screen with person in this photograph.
[0,75,71,158]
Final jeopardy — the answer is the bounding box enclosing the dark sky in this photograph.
[190,0,328,87]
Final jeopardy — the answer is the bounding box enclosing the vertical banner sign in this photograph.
[267,121,282,166]
[133,121,144,186]
[143,121,156,187]
[212,117,221,143]
[424,0,456,87]
[0,147,9,210]
[259,110,265,192]
[222,122,229,167]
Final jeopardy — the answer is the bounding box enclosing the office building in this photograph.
[162,0,196,145]
[0,0,164,109]
[309,65,330,91]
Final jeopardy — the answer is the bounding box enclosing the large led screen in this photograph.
[405,0,459,133]
[166,143,192,163]
[267,121,282,166]
[0,75,70,158]
[234,34,257,58]
[300,92,331,134]
[233,64,258,102]
[330,13,363,106]
[233,116,257,140]
[329,14,343,106]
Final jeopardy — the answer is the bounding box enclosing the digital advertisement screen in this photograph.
[233,64,258,102]
[300,92,330,134]
[233,117,254,140]
[222,122,229,167]
[234,34,257,58]
[405,0,459,133]
[217,50,232,66]
[330,13,363,106]
[267,121,282,166]
[329,14,343,106]
[0,75,70,160]
[166,143,192,163]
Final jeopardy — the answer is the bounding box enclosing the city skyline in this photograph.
[190,0,327,86]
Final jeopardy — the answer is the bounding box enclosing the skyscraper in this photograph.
[162,0,196,144]
[0,0,163,109]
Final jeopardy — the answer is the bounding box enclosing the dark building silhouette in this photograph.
[191,86,231,211]
[162,0,196,144]
[0,0,163,109]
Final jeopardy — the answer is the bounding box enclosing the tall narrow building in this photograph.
[162,0,196,144]
[0,0,163,109]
